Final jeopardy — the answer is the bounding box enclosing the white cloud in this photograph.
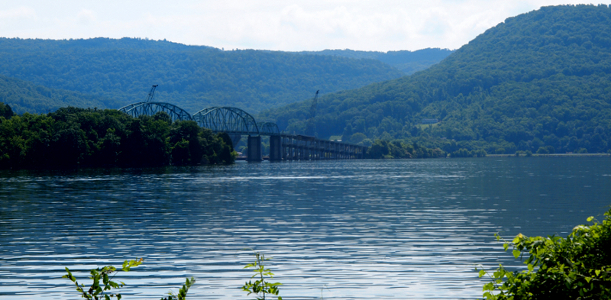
[0,0,610,51]
[0,6,36,19]
[76,9,96,25]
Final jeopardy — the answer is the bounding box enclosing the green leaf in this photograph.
[595,270,601,276]
[513,249,521,259]
[479,269,486,278]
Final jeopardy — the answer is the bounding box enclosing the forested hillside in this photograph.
[301,48,453,74]
[262,5,611,155]
[0,75,118,114]
[0,38,404,114]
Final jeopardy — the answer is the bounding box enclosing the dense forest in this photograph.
[261,4,611,155]
[0,37,408,114]
[300,48,453,74]
[0,104,235,169]
[0,75,119,115]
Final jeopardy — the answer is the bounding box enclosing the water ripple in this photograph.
[1,158,610,299]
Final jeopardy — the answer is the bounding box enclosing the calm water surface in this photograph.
[1,157,610,299]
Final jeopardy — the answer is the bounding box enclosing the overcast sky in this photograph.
[1,1,609,52]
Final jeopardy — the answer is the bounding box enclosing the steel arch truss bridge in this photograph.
[116,101,366,162]
[118,102,193,122]
[192,107,259,135]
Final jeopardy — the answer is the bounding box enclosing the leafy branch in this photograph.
[62,258,195,300]
[62,258,143,300]
[241,252,283,300]
[476,209,611,299]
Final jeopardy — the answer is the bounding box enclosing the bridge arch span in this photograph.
[118,102,193,122]
[258,122,281,136]
[192,107,259,135]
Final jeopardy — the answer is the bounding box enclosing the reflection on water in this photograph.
[1,157,610,299]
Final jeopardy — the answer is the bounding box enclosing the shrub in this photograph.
[477,208,611,299]
[242,252,283,300]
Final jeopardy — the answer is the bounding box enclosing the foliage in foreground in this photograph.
[242,252,283,300]
[477,208,611,299]
[63,258,195,300]
[63,253,283,300]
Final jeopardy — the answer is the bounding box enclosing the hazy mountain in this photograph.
[261,5,611,154]
[0,37,405,114]
[300,48,453,75]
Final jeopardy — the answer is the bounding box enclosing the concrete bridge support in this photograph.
[269,135,282,161]
[247,135,262,162]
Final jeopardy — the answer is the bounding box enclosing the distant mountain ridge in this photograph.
[0,37,409,114]
[261,4,611,154]
[299,48,453,74]
[0,75,118,115]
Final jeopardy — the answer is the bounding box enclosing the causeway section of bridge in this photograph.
[270,134,365,161]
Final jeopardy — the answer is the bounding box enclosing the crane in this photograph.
[145,85,158,102]
[305,90,319,137]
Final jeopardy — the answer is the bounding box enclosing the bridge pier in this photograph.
[269,135,282,161]
[247,135,262,162]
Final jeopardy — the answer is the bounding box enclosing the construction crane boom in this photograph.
[305,90,319,137]
[145,85,158,102]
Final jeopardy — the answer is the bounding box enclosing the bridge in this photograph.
[119,99,366,162]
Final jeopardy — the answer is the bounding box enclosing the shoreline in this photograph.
[487,153,611,157]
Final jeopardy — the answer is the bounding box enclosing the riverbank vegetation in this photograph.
[0,105,235,169]
[478,208,611,299]
[365,139,446,159]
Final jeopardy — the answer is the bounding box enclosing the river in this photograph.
[1,157,610,299]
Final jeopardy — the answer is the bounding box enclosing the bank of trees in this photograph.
[365,140,445,159]
[0,101,13,119]
[0,105,235,169]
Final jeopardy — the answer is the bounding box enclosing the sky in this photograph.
[1,1,610,52]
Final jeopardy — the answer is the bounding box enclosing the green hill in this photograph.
[300,48,453,74]
[261,4,611,154]
[0,37,405,114]
[0,75,119,115]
